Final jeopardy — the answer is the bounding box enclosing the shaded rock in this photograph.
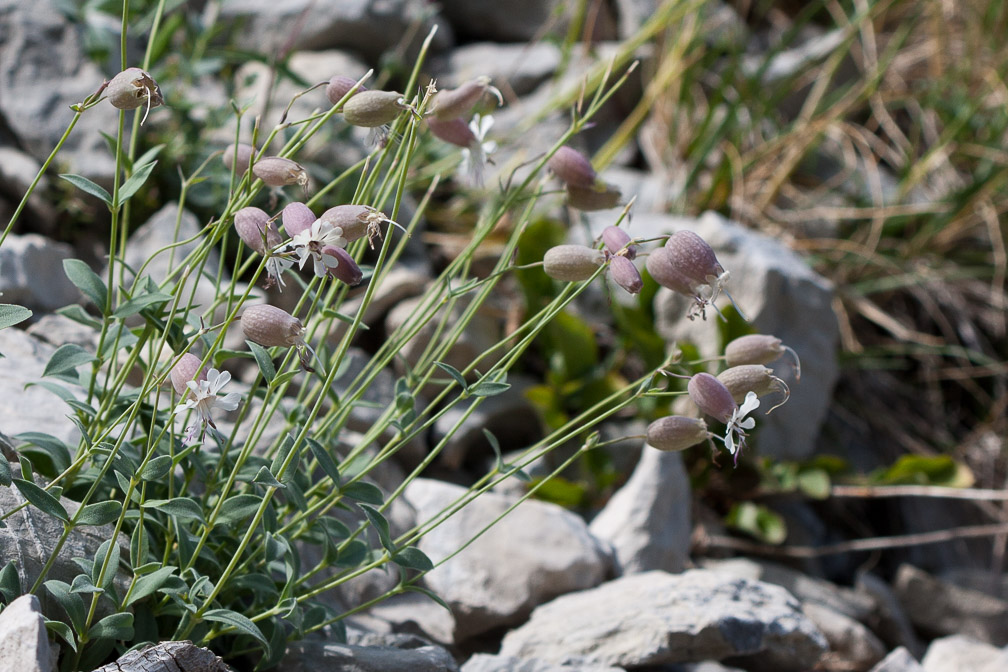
[0,1,119,181]
[279,639,458,672]
[856,572,924,658]
[91,641,228,672]
[0,594,56,672]
[612,0,747,46]
[870,647,925,672]
[803,602,886,672]
[332,266,429,343]
[433,42,561,97]
[498,569,827,670]
[0,233,80,312]
[403,478,613,642]
[462,654,624,672]
[589,445,691,574]
[920,634,1008,672]
[640,211,838,459]
[892,564,1008,645]
[26,314,99,350]
[0,327,81,444]
[0,147,57,229]
[215,0,453,63]
[366,589,457,645]
[438,0,613,42]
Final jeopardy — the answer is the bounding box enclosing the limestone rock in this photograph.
[803,601,886,671]
[0,594,56,672]
[278,639,458,672]
[920,634,1008,672]
[870,647,925,672]
[432,42,561,97]
[893,564,1008,645]
[498,569,827,670]
[0,233,80,312]
[462,654,623,672]
[589,445,691,574]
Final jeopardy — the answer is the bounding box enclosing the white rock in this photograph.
[278,639,458,672]
[870,647,925,672]
[589,445,691,574]
[462,654,623,672]
[921,634,1008,672]
[0,594,56,672]
[893,564,1008,645]
[0,234,80,311]
[433,42,561,96]
[803,601,886,671]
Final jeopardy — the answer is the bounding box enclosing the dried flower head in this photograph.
[431,76,503,120]
[646,416,710,452]
[170,353,205,398]
[174,368,241,445]
[252,157,309,190]
[688,372,759,464]
[609,255,643,295]
[717,365,790,413]
[326,75,367,106]
[601,226,637,259]
[725,334,801,380]
[565,183,622,211]
[222,143,255,174]
[240,304,316,371]
[543,244,606,281]
[548,146,597,188]
[281,202,316,238]
[107,67,163,124]
[318,204,400,249]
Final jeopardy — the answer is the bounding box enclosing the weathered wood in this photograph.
[89,641,230,672]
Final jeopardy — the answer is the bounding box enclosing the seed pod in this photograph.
[170,353,205,397]
[252,157,309,188]
[548,146,597,188]
[326,75,367,106]
[234,207,281,254]
[646,416,710,452]
[609,255,643,295]
[342,90,407,127]
[431,76,502,120]
[717,365,786,402]
[543,245,606,282]
[645,247,696,296]
[665,230,723,286]
[688,372,737,424]
[319,204,392,245]
[427,116,476,148]
[282,202,316,238]
[241,305,306,348]
[725,334,801,379]
[565,183,621,211]
[222,143,255,174]
[107,67,163,112]
[324,246,363,286]
[601,226,637,259]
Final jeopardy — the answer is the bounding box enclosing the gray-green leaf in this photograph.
[13,478,68,522]
[0,304,32,331]
[60,174,112,206]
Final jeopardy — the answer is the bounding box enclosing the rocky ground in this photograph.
[2,1,1006,671]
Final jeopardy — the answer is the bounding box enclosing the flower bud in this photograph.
[646,416,709,452]
[602,226,637,259]
[548,146,597,188]
[665,230,724,286]
[609,255,643,295]
[645,246,696,296]
[543,245,606,281]
[234,206,281,254]
[324,246,363,286]
[427,116,477,148]
[252,157,309,188]
[222,143,255,174]
[326,75,367,106]
[107,68,163,117]
[342,90,408,127]
[688,372,737,424]
[431,76,503,120]
[170,353,205,397]
[282,202,315,238]
[725,334,801,379]
[565,183,621,211]
[240,305,306,348]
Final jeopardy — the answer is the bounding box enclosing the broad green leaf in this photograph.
[0,304,31,330]
[202,608,270,650]
[392,547,434,572]
[253,466,285,489]
[124,566,177,606]
[342,481,384,506]
[45,619,77,652]
[403,585,452,613]
[16,432,71,475]
[247,340,276,383]
[269,435,299,484]
[63,259,107,309]
[0,456,11,487]
[307,438,340,485]
[215,494,263,526]
[44,580,85,631]
[76,501,122,526]
[271,370,299,389]
[434,361,467,390]
[92,538,121,590]
[469,381,510,397]
[87,612,133,641]
[796,468,831,499]
[725,501,787,545]
[55,304,101,329]
[60,174,112,206]
[0,561,20,603]
[70,573,102,595]
[142,497,204,523]
[13,478,68,521]
[335,539,367,567]
[43,344,96,378]
[112,290,173,319]
[115,160,157,206]
[359,504,394,553]
[139,455,172,482]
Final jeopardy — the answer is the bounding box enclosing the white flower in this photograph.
[724,391,759,463]
[460,113,497,185]
[288,219,346,278]
[174,368,241,445]
[265,252,294,290]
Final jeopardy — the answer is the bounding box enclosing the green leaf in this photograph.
[0,304,32,330]
[247,340,276,383]
[16,432,72,475]
[77,501,122,526]
[63,259,108,309]
[469,380,511,397]
[202,608,270,651]
[44,580,85,631]
[13,478,68,521]
[271,370,299,389]
[43,344,96,378]
[70,573,102,595]
[112,290,173,319]
[359,504,394,553]
[0,456,12,487]
[45,619,77,652]
[87,612,134,641]
[0,561,21,603]
[269,435,299,484]
[307,438,340,485]
[215,494,263,526]
[124,566,177,607]
[214,348,253,368]
[60,174,112,206]
[796,468,831,499]
[253,466,285,489]
[335,539,367,567]
[392,547,434,571]
[139,455,172,481]
[142,497,205,524]
[55,304,101,329]
[403,585,452,613]
[725,501,788,545]
[92,538,121,590]
[434,361,467,390]
[115,160,157,206]
[342,481,384,506]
